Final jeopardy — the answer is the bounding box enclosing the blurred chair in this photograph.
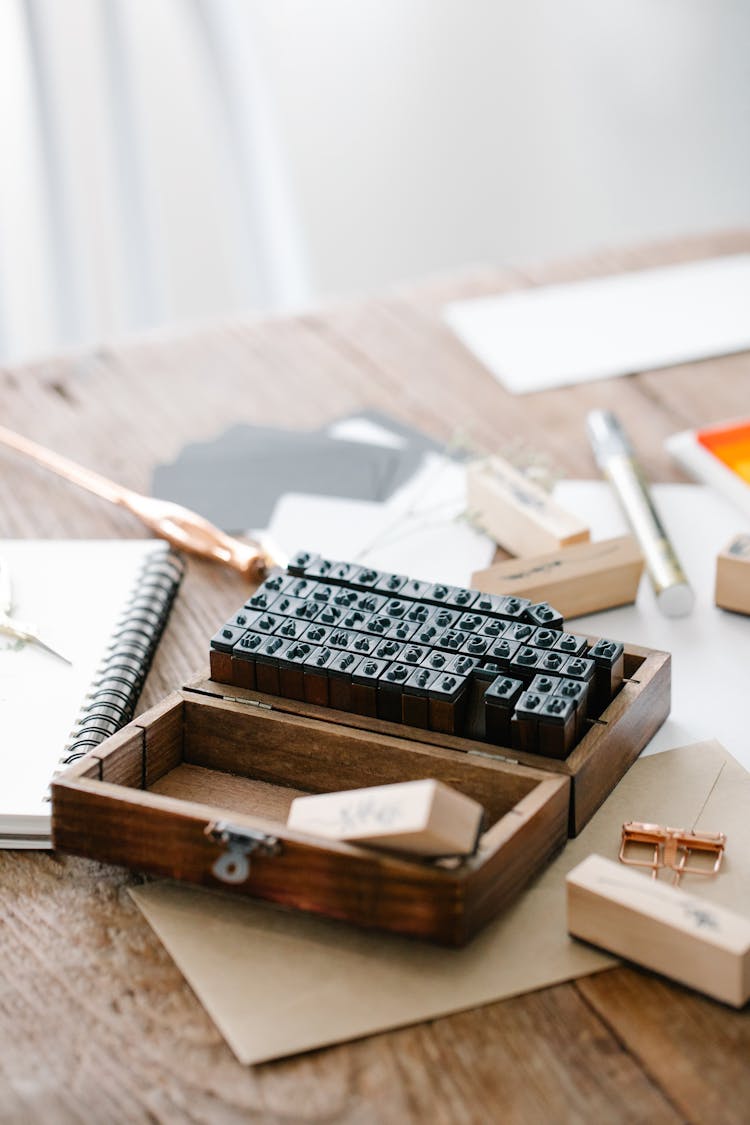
[0,0,309,365]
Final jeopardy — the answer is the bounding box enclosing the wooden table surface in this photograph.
[2,231,750,1124]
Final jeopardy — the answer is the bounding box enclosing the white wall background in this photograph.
[0,0,748,364]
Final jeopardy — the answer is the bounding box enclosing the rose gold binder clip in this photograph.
[619,821,727,886]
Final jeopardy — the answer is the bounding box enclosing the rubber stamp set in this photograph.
[209,550,626,761]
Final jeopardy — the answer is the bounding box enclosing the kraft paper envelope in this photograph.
[131,741,748,1066]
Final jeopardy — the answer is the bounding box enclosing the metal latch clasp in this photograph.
[205,820,282,885]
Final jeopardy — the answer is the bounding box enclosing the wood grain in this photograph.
[2,231,749,1121]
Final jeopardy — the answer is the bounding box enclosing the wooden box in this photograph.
[51,688,570,947]
[52,641,669,946]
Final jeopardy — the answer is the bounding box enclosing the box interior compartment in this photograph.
[52,689,571,945]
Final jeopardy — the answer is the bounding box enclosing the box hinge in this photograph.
[222,695,273,710]
[468,748,519,765]
[205,820,282,884]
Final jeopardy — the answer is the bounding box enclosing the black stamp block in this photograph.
[364,614,394,636]
[386,618,419,642]
[457,612,487,634]
[327,651,362,711]
[484,675,524,745]
[560,655,596,714]
[523,601,564,630]
[306,558,336,581]
[427,672,469,734]
[382,597,411,619]
[229,609,259,631]
[308,583,335,603]
[403,666,438,728]
[332,587,359,608]
[510,690,546,753]
[555,676,590,739]
[537,650,566,675]
[374,638,403,663]
[340,609,370,631]
[211,624,247,653]
[495,595,532,621]
[317,603,345,627]
[532,628,559,650]
[554,632,588,656]
[350,632,377,656]
[375,572,409,595]
[299,622,331,648]
[405,601,433,624]
[447,586,479,610]
[230,629,265,689]
[351,657,388,717]
[480,617,509,639]
[504,622,537,644]
[303,646,334,706]
[474,592,506,616]
[424,582,456,606]
[355,591,387,614]
[278,641,313,700]
[350,566,382,590]
[326,628,357,652]
[510,645,544,682]
[538,694,577,759]
[484,638,520,671]
[528,673,563,697]
[589,638,625,704]
[422,649,451,673]
[401,577,432,600]
[399,642,429,666]
[462,633,490,658]
[436,628,468,652]
[378,661,411,722]
[287,549,321,576]
[254,635,290,695]
[276,616,306,641]
[414,622,440,646]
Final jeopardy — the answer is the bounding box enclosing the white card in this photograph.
[267,454,495,586]
[553,481,750,766]
[445,254,750,394]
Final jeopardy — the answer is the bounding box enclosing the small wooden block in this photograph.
[567,854,750,1008]
[715,534,750,615]
[287,779,484,857]
[467,456,590,556]
[472,535,643,619]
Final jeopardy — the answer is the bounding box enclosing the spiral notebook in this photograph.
[0,540,184,848]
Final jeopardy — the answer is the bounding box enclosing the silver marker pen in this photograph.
[586,410,694,617]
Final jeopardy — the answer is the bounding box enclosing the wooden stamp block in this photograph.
[472,535,644,619]
[402,666,436,728]
[287,779,484,858]
[303,647,333,707]
[377,662,410,722]
[467,455,590,556]
[567,854,750,1008]
[327,651,361,712]
[715,534,750,615]
[351,657,387,717]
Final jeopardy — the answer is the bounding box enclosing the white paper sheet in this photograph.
[445,254,750,394]
[267,453,495,586]
[553,481,750,766]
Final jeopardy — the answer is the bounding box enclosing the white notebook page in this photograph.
[0,540,162,844]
